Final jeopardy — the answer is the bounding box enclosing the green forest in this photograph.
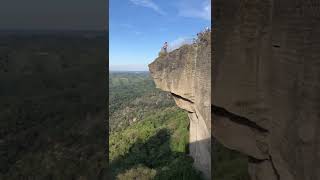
[109,72,249,180]
[109,72,204,179]
[0,34,108,180]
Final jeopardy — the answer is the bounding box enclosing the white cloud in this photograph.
[177,0,211,20]
[168,37,194,52]
[129,0,166,15]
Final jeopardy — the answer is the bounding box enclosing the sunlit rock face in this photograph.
[213,0,320,179]
[149,31,211,179]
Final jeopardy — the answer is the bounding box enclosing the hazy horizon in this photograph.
[109,64,149,71]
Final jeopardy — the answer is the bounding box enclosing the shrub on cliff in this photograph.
[158,51,166,57]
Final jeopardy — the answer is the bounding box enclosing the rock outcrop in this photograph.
[149,32,211,179]
[213,0,320,179]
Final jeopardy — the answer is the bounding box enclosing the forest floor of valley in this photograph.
[109,72,249,180]
[109,71,204,179]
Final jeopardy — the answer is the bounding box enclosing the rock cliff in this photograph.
[149,32,211,179]
[213,0,320,179]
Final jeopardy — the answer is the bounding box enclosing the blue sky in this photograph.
[109,0,211,71]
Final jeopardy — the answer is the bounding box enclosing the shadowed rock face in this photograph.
[214,0,320,179]
[149,32,211,179]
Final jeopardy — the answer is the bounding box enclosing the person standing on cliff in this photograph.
[163,42,168,53]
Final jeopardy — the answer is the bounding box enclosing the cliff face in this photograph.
[149,32,211,179]
[150,0,320,178]
[213,0,320,179]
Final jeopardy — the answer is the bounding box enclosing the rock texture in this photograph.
[213,0,320,179]
[149,32,211,179]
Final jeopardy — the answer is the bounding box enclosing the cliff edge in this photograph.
[149,31,211,179]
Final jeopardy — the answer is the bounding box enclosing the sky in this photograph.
[110,0,211,71]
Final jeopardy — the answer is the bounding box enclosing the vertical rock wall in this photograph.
[213,0,320,179]
[149,32,211,179]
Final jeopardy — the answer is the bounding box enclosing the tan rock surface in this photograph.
[149,32,211,179]
[213,0,320,179]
